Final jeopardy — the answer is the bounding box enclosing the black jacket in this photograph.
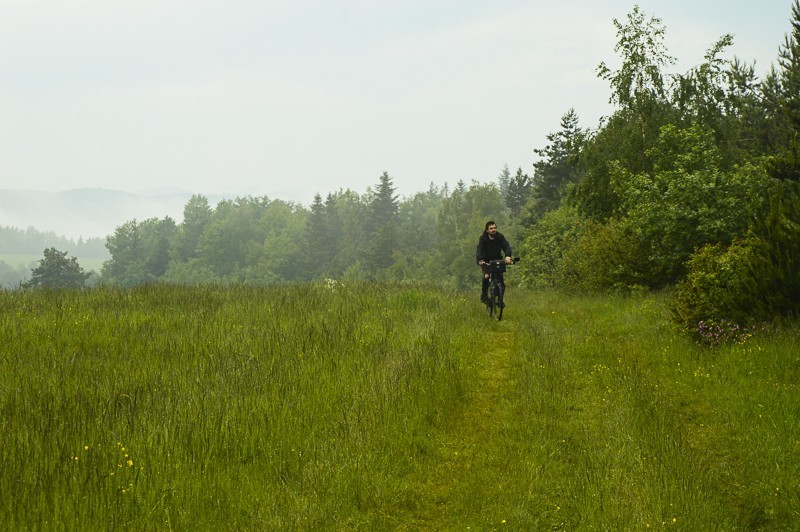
[476,231,512,264]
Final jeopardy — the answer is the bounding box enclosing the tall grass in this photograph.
[0,283,483,529]
[1,284,797,529]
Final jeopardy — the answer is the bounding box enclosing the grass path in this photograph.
[403,316,519,529]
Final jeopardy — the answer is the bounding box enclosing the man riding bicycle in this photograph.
[476,220,513,304]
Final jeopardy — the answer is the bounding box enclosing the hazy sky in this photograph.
[0,0,794,205]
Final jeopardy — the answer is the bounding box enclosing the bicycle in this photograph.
[482,258,519,321]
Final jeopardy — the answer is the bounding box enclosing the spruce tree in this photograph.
[529,109,583,222]
[368,172,399,272]
[770,0,800,181]
[305,193,336,279]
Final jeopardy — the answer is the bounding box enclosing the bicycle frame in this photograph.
[484,260,507,320]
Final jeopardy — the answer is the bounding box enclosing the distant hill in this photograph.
[0,188,231,240]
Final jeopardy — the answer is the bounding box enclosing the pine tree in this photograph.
[505,167,531,216]
[529,109,583,221]
[497,164,511,203]
[368,172,399,272]
[305,193,336,279]
[770,0,800,181]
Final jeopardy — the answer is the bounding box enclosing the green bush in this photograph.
[670,240,756,329]
[518,205,583,289]
[672,181,800,333]
[556,217,648,292]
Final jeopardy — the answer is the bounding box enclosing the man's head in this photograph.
[485,220,497,236]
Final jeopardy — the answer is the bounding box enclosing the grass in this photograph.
[0,284,797,529]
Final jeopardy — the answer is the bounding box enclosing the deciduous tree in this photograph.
[24,248,89,289]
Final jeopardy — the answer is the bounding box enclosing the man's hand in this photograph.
[504,256,513,265]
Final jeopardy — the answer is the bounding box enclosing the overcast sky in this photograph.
[0,0,794,205]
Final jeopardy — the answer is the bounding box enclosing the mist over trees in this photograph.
[0,226,107,258]
[11,3,800,326]
[0,226,107,288]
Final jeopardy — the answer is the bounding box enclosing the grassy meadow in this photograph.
[0,283,798,529]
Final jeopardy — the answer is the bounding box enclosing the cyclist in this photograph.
[476,220,513,304]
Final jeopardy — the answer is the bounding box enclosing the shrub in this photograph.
[556,216,648,292]
[518,205,583,289]
[670,240,756,329]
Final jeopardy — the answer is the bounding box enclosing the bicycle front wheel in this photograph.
[494,283,504,321]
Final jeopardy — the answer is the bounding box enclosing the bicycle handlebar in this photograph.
[479,257,521,265]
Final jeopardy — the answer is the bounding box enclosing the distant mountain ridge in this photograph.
[0,188,230,240]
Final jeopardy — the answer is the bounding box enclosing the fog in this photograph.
[0,188,231,240]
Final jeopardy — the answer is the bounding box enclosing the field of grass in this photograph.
[1,283,797,529]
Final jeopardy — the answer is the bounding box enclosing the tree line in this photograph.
[0,226,107,257]
[17,3,800,329]
[98,171,521,289]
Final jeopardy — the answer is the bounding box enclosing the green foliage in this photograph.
[671,34,734,132]
[324,189,369,278]
[102,218,178,286]
[556,216,647,291]
[670,240,757,329]
[497,164,511,202]
[526,109,584,223]
[518,204,583,289]
[672,181,800,327]
[243,201,306,284]
[613,124,766,286]
[504,167,531,216]
[571,100,676,220]
[367,172,400,273]
[393,184,445,280]
[436,181,507,289]
[162,259,219,285]
[23,247,90,289]
[195,198,268,280]
[743,181,800,316]
[0,226,108,259]
[596,5,675,110]
[761,1,800,181]
[303,193,334,280]
[171,194,213,263]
